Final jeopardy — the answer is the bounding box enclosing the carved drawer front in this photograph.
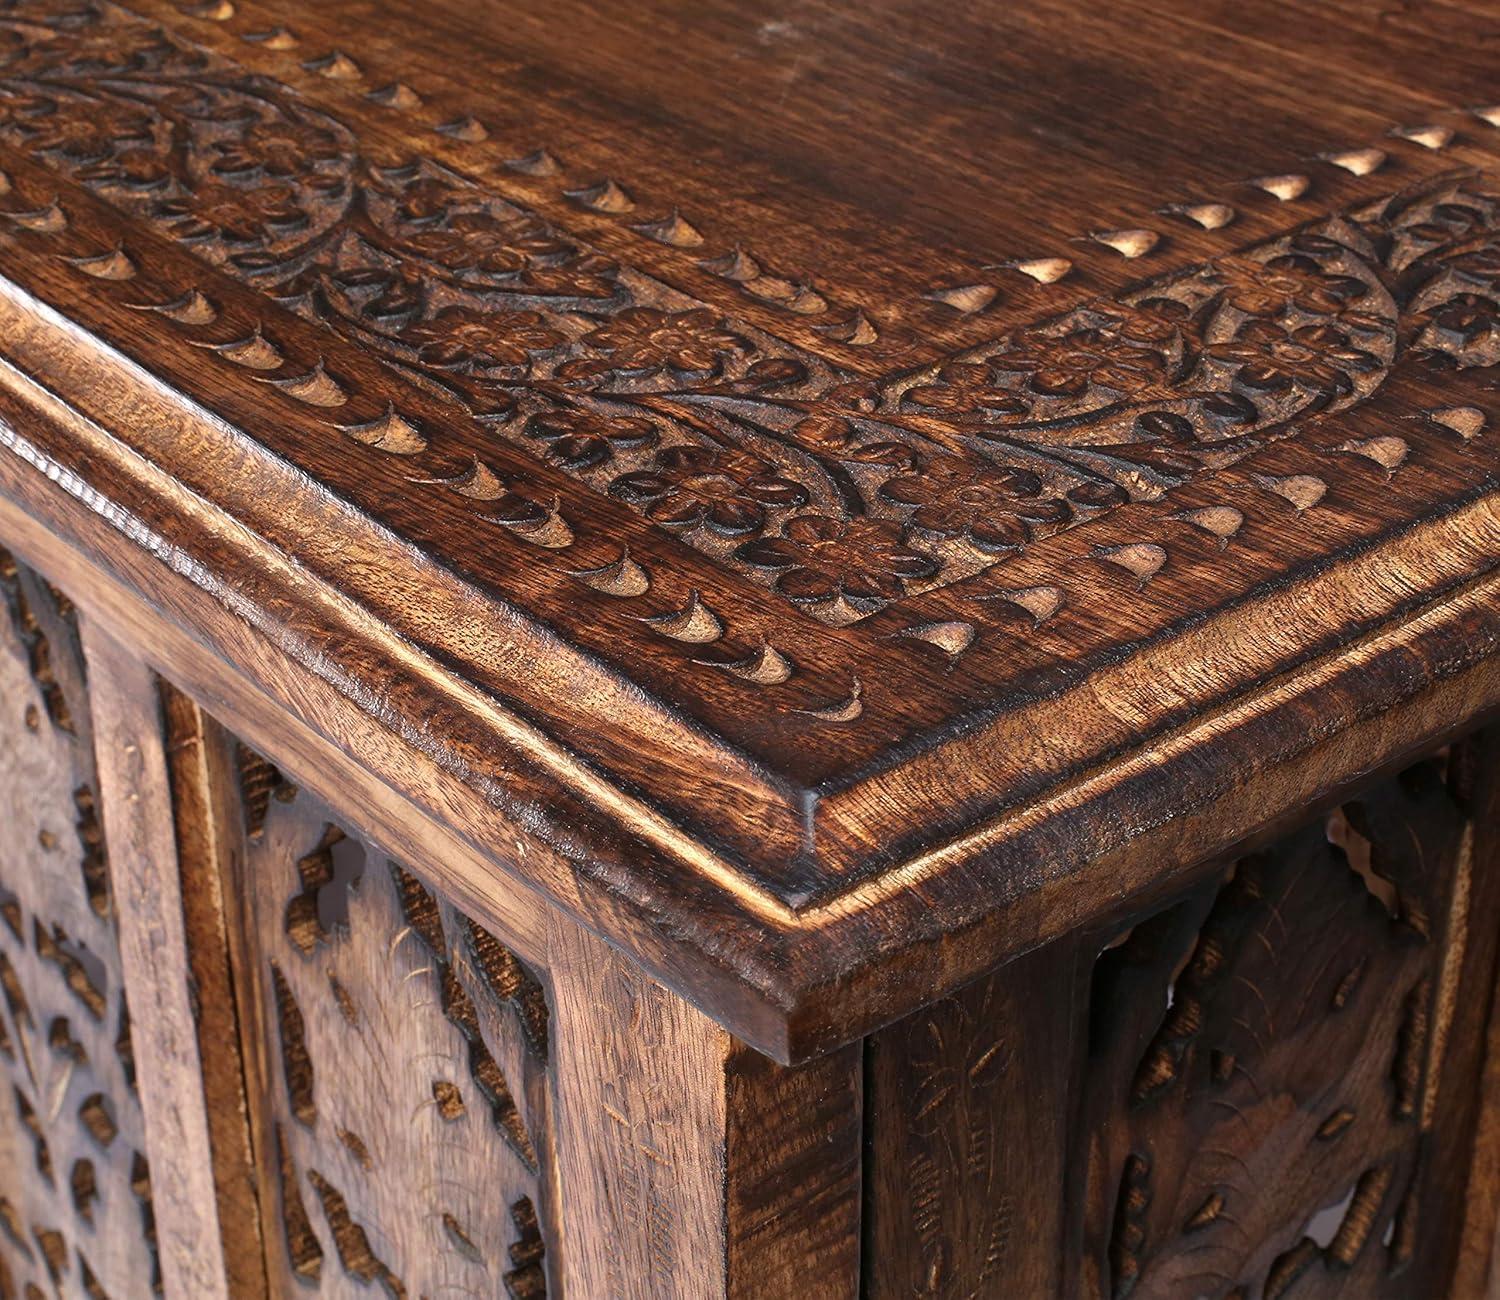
[212,743,556,1298]
[0,552,161,1297]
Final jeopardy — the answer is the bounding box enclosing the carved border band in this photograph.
[0,0,1493,734]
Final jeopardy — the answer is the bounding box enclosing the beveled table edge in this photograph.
[0,288,1496,1060]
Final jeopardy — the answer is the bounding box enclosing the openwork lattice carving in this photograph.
[230,749,554,1297]
[1078,751,1479,1299]
[0,550,161,1296]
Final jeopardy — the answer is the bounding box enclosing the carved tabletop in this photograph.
[0,0,1496,1062]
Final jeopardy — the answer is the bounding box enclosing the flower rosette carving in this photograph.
[0,0,1498,634]
[737,514,938,610]
[21,95,152,161]
[400,307,564,372]
[1199,319,1383,397]
[525,408,659,470]
[211,118,344,181]
[901,361,1030,419]
[611,445,809,535]
[395,207,617,300]
[0,35,365,280]
[1210,249,1369,319]
[576,307,752,379]
[986,325,1174,401]
[153,180,305,244]
[1382,186,1500,370]
[878,456,1073,554]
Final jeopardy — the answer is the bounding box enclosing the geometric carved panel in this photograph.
[0,550,161,1297]
[1076,749,1482,1299]
[223,744,554,1298]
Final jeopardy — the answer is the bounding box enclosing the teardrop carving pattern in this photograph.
[0,0,1493,632]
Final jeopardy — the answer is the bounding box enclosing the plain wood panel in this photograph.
[81,621,230,1298]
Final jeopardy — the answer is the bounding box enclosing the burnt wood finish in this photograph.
[0,0,1496,1294]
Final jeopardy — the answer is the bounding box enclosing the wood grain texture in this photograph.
[547,914,733,1298]
[724,1041,862,1299]
[548,911,864,1298]
[552,911,864,1295]
[79,621,229,1298]
[0,0,1493,1059]
[157,686,269,1299]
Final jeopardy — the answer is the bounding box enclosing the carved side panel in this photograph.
[0,550,161,1296]
[863,939,1081,1299]
[1075,748,1490,1299]
[222,744,556,1298]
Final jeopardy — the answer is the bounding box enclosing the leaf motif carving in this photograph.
[0,0,1495,663]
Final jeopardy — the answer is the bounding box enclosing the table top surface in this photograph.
[0,0,1497,1054]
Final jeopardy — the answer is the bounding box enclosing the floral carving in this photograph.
[1203,320,1383,395]
[525,409,658,469]
[154,181,303,244]
[1211,251,1367,318]
[1450,244,1500,289]
[33,20,183,76]
[76,144,169,189]
[878,457,1062,553]
[580,307,749,375]
[375,171,468,226]
[1079,757,1469,1299]
[788,415,915,468]
[738,515,937,606]
[401,307,563,370]
[1428,292,1500,344]
[612,445,807,535]
[403,211,572,276]
[0,0,1495,630]
[211,119,342,179]
[902,362,1029,417]
[24,99,150,161]
[987,327,1169,398]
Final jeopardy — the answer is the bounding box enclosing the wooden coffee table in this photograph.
[0,0,1496,1294]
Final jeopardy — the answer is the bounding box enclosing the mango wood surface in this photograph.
[0,0,1495,1061]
